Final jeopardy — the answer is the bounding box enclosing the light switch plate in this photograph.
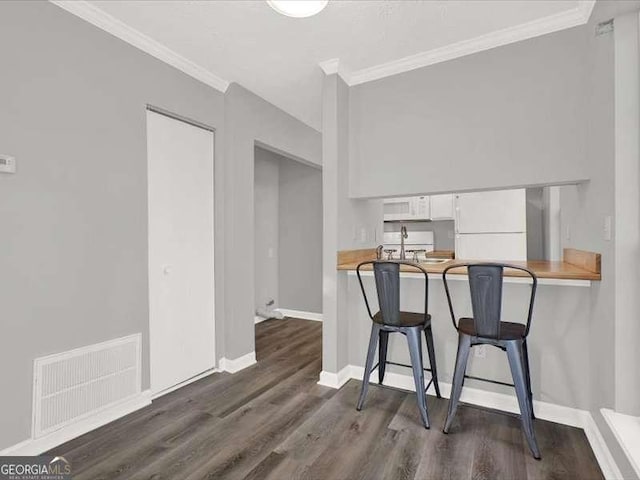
[0,155,16,173]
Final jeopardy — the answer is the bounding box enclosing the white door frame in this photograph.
[146,105,217,397]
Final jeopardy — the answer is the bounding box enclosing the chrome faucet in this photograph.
[400,225,408,260]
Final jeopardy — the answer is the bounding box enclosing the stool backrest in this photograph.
[443,263,537,339]
[468,264,504,338]
[356,260,429,326]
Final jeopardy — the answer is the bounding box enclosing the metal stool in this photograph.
[355,260,441,429]
[442,263,540,459]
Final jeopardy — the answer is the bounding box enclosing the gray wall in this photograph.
[279,156,323,313]
[0,1,225,450]
[254,148,280,311]
[349,26,589,199]
[224,84,321,361]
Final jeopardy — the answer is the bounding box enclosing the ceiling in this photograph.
[55,0,595,131]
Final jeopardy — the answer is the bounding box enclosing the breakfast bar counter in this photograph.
[337,246,602,414]
[337,248,601,285]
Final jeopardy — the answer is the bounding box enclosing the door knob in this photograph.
[162,265,172,275]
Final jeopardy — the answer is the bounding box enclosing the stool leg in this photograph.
[523,339,535,419]
[424,326,441,398]
[506,340,541,459]
[407,327,429,429]
[378,331,389,384]
[443,333,471,433]
[357,324,380,411]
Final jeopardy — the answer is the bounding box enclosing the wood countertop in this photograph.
[337,248,601,281]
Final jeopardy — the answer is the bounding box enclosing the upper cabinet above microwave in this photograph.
[383,194,454,221]
[429,194,455,220]
[383,196,430,221]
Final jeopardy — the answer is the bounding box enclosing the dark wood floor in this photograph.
[49,318,603,479]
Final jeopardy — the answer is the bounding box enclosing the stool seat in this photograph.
[373,311,431,327]
[458,318,525,340]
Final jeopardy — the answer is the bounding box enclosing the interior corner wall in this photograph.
[224,83,321,360]
[0,1,225,450]
[322,73,382,375]
[557,9,640,477]
[559,5,616,416]
[348,26,590,199]
[613,10,640,417]
[278,157,323,314]
[254,147,281,312]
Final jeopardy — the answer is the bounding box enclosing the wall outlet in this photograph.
[474,345,486,359]
[359,226,368,243]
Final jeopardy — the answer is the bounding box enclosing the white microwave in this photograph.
[383,196,430,221]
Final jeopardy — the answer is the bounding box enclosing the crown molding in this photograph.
[318,58,340,75]
[318,58,353,84]
[49,0,229,93]
[346,0,596,86]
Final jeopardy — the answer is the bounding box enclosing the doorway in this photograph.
[253,144,323,333]
[147,109,215,396]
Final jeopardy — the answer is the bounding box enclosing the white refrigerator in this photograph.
[455,189,527,261]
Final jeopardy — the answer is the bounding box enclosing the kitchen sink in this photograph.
[420,258,451,265]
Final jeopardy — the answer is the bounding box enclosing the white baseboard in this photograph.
[219,351,257,374]
[601,408,640,479]
[152,368,219,400]
[0,390,152,456]
[317,365,352,389]
[585,410,625,480]
[275,308,323,322]
[324,366,621,479]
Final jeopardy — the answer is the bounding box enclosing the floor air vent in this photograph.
[32,334,141,438]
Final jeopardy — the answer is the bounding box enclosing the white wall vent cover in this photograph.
[32,333,141,438]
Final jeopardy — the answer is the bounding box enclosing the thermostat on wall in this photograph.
[0,155,16,173]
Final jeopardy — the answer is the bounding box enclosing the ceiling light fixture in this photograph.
[267,0,328,18]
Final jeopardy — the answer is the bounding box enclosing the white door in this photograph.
[456,189,526,233]
[456,233,527,261]
[147,110,215,395]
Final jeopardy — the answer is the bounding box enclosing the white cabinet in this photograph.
[429,194,455,220]
[383,196,430,221]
